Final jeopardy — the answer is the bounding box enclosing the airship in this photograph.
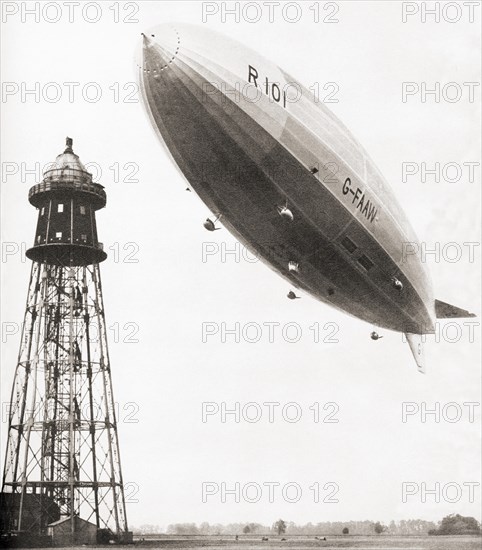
[136,23,474,373]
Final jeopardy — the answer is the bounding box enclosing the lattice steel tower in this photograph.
[1,138,130,543]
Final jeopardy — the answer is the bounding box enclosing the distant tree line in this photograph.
[428,515,481,536]
[132,515,480,536]
[281,519,438,536]
[164,522,269,536]
[134,524,161,534]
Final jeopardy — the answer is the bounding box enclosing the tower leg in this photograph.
[1,263,128,540]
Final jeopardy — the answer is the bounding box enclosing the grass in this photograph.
[128,534,482,550]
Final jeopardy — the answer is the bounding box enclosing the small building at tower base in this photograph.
[47,516,97,546]
[46,516,133,546]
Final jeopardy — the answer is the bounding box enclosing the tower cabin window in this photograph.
[57,204,64,213]
[81,234,87,242]
[40,207,45,216]
[358,254,374,271]
[80,205,86,215]
[55,232,62,239]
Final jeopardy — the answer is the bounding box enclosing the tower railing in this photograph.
[29,177,106,201]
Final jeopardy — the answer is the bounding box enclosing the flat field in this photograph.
[120,535,482,550]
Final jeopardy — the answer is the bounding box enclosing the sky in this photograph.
[1,0,481,532]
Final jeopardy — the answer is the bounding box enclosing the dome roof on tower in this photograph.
[29,137,106,210]
[42,137,94,184]
[53,138,88,172]
[47,137,90,175]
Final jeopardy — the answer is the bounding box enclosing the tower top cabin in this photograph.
[26,138,107,266]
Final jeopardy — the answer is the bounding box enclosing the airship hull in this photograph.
[137,23,435,334]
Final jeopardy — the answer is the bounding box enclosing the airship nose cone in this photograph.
[136,24,181,74]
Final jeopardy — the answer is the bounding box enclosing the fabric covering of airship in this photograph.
[136,23,475,373]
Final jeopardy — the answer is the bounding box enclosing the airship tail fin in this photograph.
[435,299,476,319]
[405,333,425,374]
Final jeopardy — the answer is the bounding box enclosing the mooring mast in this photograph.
[0,138,130,544]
